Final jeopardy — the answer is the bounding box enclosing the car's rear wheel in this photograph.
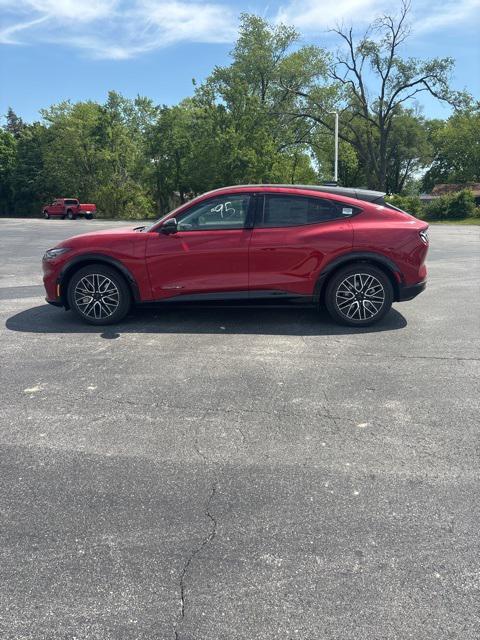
[44,211,50,219]
[85,213,93,220]
[325,264,393,326]
[67,264,131,325]
[67,210,76,220]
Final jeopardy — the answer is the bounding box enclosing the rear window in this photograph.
[257,194,359,228]
[64,199,78,205]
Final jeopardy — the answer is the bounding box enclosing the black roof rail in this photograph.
[209,184,386,205]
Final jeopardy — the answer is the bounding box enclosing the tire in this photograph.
[85,213,93,220]
[67,264,131,325]
[325,263,393,327]
[61,215,66,220]
[44,211,50,219]
[67,210,76,220]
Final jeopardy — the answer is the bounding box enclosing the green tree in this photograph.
[422,104,480,190]
[192,14,324,188]
[0,130,17,214]
[385,110,431,193]
[145,102,195,214]
[10,123,48,215]
[281,1,465,190]
[5,107,26,138]
[41,100,103,199]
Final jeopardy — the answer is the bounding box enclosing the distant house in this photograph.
[420,183,480,205]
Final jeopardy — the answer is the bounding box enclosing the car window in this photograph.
[258,195,348,227]
[64,199,78,205]
[177,195,250,231]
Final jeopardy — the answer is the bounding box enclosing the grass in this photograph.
[426,218,480,225]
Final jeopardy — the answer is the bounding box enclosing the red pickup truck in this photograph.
[43,198,96,220]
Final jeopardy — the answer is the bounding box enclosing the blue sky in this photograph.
[1,0,479,123]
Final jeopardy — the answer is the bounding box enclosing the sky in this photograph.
[0,0,479,123]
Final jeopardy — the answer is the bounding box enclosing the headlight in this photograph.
[419,230,429,245]
[43,247,71,260]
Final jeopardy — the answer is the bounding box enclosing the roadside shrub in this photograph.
[385,194,423,217]
[423,189,476,220]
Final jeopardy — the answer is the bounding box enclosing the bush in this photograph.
[385,194,423,217]
[423,189,476,220]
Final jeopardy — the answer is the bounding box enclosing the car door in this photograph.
[49,200,60,216]
[145,193,254,300]
[54,200,64,216]
[249,193,354,297]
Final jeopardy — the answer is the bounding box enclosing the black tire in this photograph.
[85,213,93,220]
[67,264,131,325]
[325,263,393,327]
[61,215,66,220]
[67,210,76,220]
[44,211,50,219]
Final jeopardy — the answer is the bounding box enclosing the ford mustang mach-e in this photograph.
[42,185,428,327]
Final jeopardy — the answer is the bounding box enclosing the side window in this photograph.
[258,195,350,227]
[177,195,250,231]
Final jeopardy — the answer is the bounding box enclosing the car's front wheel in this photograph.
[67,264,131,325]
[325,264,393,327]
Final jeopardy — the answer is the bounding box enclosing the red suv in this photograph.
[42,185,428,327]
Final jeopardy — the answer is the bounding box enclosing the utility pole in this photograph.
[329,111,339,184]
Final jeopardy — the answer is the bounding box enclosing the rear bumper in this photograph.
[398,280,426,301]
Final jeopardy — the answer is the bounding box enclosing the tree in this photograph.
[41,92,156,218]
[385,109,431,193]
[5,107,26,138]
[10,123,48,215]
[146,103,195,213]
[422,103,480,190]
[0,130,17,214]
[281,1,465,190]
[41,100,103,199]
[196,14,322,187]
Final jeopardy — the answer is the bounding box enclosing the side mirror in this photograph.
[160,218,178,234]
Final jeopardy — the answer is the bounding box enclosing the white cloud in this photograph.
[0,0,478,59]
[275,0,382,31]
[0,0,236,58]
[275,0,480,36]
[413,0,480,33]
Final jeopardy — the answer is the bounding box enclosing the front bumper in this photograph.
[43,260,63,305]
[398,280,426,301]
[46,298,62,307]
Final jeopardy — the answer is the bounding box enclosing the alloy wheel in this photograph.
[74,274,120,320]
[335,273,385,321]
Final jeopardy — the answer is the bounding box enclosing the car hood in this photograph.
[57,226,145,248]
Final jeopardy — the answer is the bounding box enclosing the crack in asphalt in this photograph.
[174,409,218,640]
[174,482,217,640]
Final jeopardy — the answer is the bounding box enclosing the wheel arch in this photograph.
[314,252,401,304]
[58,254,140,309]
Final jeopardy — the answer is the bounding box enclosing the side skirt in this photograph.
[137,290,315,308]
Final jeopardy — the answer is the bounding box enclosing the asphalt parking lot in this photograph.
[1,217,479,639]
